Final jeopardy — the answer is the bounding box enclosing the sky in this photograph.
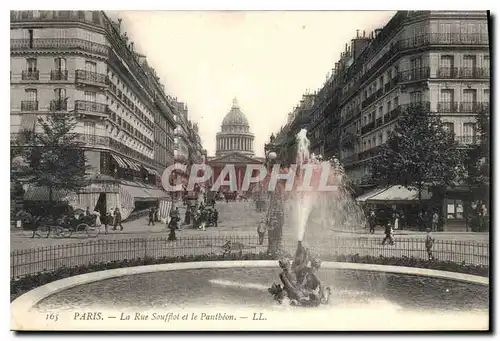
[111,11,396,157]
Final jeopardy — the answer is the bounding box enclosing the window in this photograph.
[463,123,476,137]
[54,57,66,70]
[54,88,66,100]
[28,29,33,48]
[440,89,454,103]
[443,122,455,135]
[394,96,399,106]
[483,55,490,69]
[463,55,477,69]
[387,100,392,112]
[26,58,37,72]
[440,55,454,68]
[463,89,477,103]
[484,89,490,102]
[85,91,96,102]
[410,91,422,103]
[411,57,422,70]
[84,121,96,136]
[85,61,97,73]
[25,89,37,101]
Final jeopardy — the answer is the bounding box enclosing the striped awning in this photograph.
[112,154,128,168]
[143,166,159,176]
[123,158,141,171]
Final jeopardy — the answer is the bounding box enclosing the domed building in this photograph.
[207,98,265,193]
[216,98,255,157]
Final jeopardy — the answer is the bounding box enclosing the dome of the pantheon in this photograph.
[216,98,255,157]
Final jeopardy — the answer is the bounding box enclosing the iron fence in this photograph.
[10,235,489,279]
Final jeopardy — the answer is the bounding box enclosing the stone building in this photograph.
[9,10,198,219]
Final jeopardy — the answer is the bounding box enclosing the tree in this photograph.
[12,112,91,212]
[370,103,465,205]
[464,108,490,196]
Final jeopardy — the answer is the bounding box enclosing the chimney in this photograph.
[363,30,366,37]
[356,29,360,38]
[117,18,122,33]
[130,42,134,51]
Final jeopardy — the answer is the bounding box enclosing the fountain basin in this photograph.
[11,261,489,331]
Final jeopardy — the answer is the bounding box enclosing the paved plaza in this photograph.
[11,201,489,251]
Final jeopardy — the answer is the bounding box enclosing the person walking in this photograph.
[93,209,102,228]
[257,218,266,245]
[425,228,435,260]
[103,211,112,235]
[113,208,124,231]
[148,207,155,226]
[432,211,439,232]
[381,222,394,246]
[368,209,376,234]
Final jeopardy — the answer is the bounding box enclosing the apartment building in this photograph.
[273,11,489,229]
[10,10,183,219]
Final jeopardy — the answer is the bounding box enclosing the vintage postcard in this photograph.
[10,9,490,331]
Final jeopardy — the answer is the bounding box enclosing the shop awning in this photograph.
[355,187,387,202]
[122,158,141,171]
[122,184,168,202]
[365,185,432,204]
[143,166,158,176]
[111,154,128,169]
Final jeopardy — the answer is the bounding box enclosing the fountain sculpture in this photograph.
[268,128,357,307]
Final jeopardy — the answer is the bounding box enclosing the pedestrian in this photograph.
[85,207,90,217]
[103,211,112,234]
[425,228,435,260]
[432,211,439,232]
[257,217,266,245]
[198,208,207,231]
[154,207,159,222]
[113,207,124,231]
[393,211,400,231]
[184,206,191,225]
[93,209,102,228]
[148,207,155,226]
[381,222,394,246]
[167,215,179,241]
[369,209,376,234]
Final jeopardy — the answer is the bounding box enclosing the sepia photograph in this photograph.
[9,7,491,332]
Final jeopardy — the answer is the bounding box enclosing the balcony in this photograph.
[375,117,384,128]
[361,122,376,135]
[21,101,38,111]
[358,146,383,161]
[50,69,68,81]
[74,133,110,147]
[456,135,480,146]
[399,67,430,82]
[437,67,459,79]
[400,102,431,114]
[49,99,68,112]
[74,100,107,116]
[340,131,357,146]
[75,69,108,88]
[437,102,459,113]
[21,70,39,81]
[384,106,402,122]
[459,102,483,113]
[459,67,490,79]
[11,38,109,57]
[341,154,358,165]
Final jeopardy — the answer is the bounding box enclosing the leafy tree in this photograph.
[12,113,91,211]
[464,109,490,195]
[370,103,465,205]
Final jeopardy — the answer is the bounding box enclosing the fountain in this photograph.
[268,128,367,307]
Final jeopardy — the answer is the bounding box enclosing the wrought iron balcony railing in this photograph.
[75,69,108,86]
[437,67,459,78]
[49,99,68,111]
[361,121,376,135]
[21,100,38,111]
[455,135,480,146]
[74,100,107,114]
[437,101,459,113]
[11,38,109,57]
[50,69,69,81]
[459,102,483,113]
[399,67,430,82]
[459,67,490,79]
[21,70,39,81]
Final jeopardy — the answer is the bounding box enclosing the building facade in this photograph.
[209,98,264,192]
[10,10,194,219]
[272,11,490,229]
